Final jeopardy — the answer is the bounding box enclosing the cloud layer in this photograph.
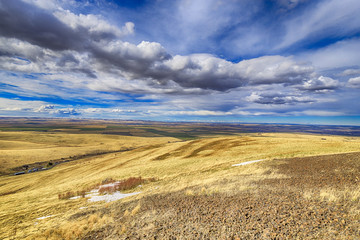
[0,0,359,124]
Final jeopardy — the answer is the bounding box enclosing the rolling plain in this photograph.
[0,118,359,239]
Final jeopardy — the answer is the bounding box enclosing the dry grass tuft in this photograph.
[303,186,360,202]
[58,190,86,200]
[37,213,115,240]
[120,225,127,234]
[123,210,130,217]
[98,177,148,194]
[131,203,141,216]
[185,189,194,196]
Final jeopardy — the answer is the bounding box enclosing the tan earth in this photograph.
[82,152,360,239]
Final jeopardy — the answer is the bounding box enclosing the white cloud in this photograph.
[36,105,55,112]
[341,68,360,76]
[167,110,233,116]
[50,108,80,115]
[246,92,314,105]
[23,0,59,10]
[299,76,340,92]
[347,76,360,88]
[0,1,322,95]
[278,0,360,50]
[302,110,345,116]
[0,98,47,110]
[237,55,313,85]
[298,38,360,69]
[158,54,315,91]
[111,109,137,113]
[275,0,308,10]
[173,0,244,53]
[1,0,357,121]
[54,10,134,39]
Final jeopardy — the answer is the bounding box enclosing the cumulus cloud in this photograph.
[51,108,80,115]
[140,54,314,91]
[0,0,133,52]
[237,56,313,85]
[298,76,340,92]
[246,92,314,105]
[36,105,82,116]
[36,104,55,112]
[341,68,360,76]
[167,110,233,116]
[53,10,134,40]
[347,76,360,88]
[0,0,84,51]
[0,99,80,116]
[111,109,137,113]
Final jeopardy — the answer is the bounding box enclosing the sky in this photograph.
[0,0,360,125]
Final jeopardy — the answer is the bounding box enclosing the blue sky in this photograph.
[0,0,360,125]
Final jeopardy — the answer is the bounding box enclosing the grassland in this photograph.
[0,131,176,174]
[0,119,359,239]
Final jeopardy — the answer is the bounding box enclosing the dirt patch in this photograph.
[82,152,360,239]
[87,190,358,239]
[263,151,360,188]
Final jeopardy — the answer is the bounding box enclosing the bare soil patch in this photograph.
[83,152,360,239]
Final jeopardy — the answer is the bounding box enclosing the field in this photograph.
[0,118,359,239]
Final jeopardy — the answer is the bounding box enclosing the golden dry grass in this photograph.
[0,132,359,239]
[303,185,360,202]
[0,131,176,172]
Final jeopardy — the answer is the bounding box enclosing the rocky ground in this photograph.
[83,152,360,239]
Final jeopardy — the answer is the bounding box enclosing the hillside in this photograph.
[0,120,359,239]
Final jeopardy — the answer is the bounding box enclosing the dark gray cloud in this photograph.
[0,0,128,52]
[140,54,314,91]
[0,0,84,51]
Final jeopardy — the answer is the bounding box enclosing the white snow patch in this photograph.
[36,215,55,220]
[79,207,88,210]
[69,196,81,200]
[67,182,141,203]
[232,159,265,167]
[88,191,140,203]
[85,192,98,198]
[100,181,121,188]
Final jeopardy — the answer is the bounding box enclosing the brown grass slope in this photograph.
[0,133,359,239]
[85,152,360,239]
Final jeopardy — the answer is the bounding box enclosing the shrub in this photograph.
[58,176,156,199]
[99,177,154,194]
